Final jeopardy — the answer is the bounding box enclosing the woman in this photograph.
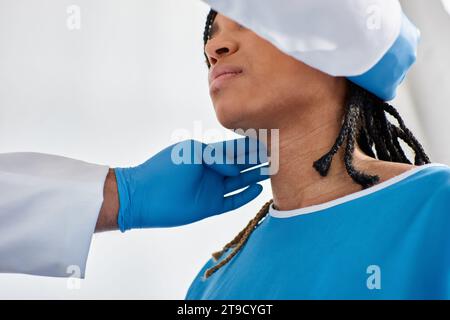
[185,10,450,299]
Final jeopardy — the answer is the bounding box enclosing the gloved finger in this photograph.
[221,184,263,214]
[207,137,268,162]
[224,165,270,193]
[233,137,268,159]
[233,140,269,172]
[206,162,241,177]
[202,140,240,176]
[206,155,267,176]
[235,152,269,171]
[204,137,267,176]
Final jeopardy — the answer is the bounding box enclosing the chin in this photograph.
[215,108,244,130]
[213,101,242,129]
[216,112,263,134]
[212,96,263,131]
[214,104,268,131]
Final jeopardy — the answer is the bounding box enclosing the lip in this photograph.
[209,64,243,91]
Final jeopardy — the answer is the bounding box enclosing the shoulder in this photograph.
[422,164,450,204]
[364,160,450,184]
[366,161,419,183]
[402,163,450,211]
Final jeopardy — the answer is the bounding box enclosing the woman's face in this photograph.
[204,14,340,131]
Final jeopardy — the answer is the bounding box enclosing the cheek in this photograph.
[245,70,297,113]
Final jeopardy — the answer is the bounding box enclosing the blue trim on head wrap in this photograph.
[348,14,420,101]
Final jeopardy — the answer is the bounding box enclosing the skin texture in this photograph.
[205,14,416,211]
[96,169,119,232]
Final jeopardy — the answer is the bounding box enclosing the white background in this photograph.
[0,0,449,299]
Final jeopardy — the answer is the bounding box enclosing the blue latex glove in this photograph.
[114,138,269,231]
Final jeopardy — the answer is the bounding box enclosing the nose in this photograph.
[205,37,238,67]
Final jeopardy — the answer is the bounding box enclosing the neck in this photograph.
[266,83,373,211]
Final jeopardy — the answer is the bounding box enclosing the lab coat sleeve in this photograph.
[0,152,109,278]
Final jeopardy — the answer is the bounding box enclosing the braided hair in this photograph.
[202,9,431,279]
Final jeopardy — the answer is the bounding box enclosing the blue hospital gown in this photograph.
[186,163,450,299]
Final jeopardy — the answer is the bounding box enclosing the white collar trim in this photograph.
[269,163,448,219]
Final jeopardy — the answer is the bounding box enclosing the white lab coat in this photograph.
[0,152,109,278]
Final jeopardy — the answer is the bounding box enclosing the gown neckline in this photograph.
[269,162,448,219]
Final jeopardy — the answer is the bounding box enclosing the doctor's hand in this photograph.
[96,138,269,232]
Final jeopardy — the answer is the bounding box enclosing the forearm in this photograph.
[96,168,120,232]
